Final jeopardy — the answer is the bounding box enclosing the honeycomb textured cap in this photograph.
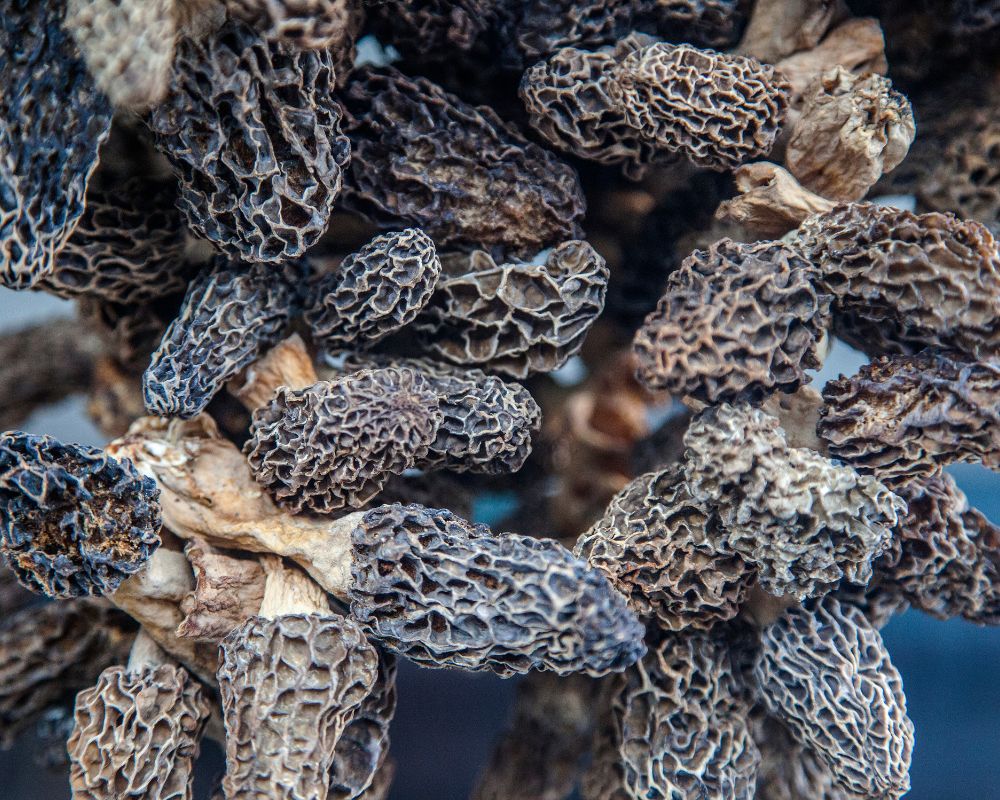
[519,34,672,179]
[794,203,1000,358]
[413,240,609,379]
[599,628,760,799]
[367,0,499,61]
[0,600,135,748]
[329,649,397,800]
[876,472,1000,624]
[612,42,790,170]
[350,503,647,676]
[0,0,113,290]
[340,66,585,253]
[226,0,355,50]
[818,350,1000,487]
[683,403,904,599]
[574,465,756,631]
[143,259,305,419]
[244,369,443,514]
[41,179,191,306]
[304,229,442,349]
[218,612,378,800]
[786,67,915,203]
[80,295,181,373]
[148,19,350,263]
[64,0,177,109]
[633,238,831,403]
[753,596,914,799]
[68,664,212,800]
[0,432,161,598]
[752,711,853,800]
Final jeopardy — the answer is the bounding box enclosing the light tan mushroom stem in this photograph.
[715,162,836,238]
[229,333,318,410]
[737,0,848,64]
[126,628,169,671]
[107,415,362,599]
[258,555,330,617]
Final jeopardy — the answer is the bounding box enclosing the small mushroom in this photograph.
[68,630,213,800]
[0,431,161,598]
[217,557,378,800]
[753,596,914,799]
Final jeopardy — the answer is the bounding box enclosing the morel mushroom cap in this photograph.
[143,258,305,419]
[611,42,791,170]
[875,472,1000,624]
[0,600,135,748]
[340,66,585,253]
[244,368,444,513]
[0,431,161,598]
[41,180,191,306]
[753,596,914,799]
[786,66,915,202]
[794,203,1000,358]
[350,503,646,677]
[304,229,442,350]
[0,0,113,290]
[148,19,351,262]
[593,628,760,799]
[818,351,1000,486]
[68,633,212,800]
[64,0,177,109]
[413,240,609,379]
[226,0,354,50]
[683,403,904,599]
[632,238,832,403]
[218,558,379,800]
[752,710,853,800]
[574,464,756,631]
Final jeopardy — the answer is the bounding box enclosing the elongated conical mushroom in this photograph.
[0,431,161,598]
[218,557,378,800]
[753,596,914,799]
[68,630,212,800]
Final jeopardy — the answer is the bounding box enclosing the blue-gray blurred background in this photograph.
[1,288,998,799]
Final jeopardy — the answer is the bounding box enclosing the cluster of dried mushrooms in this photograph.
[1,0,999,798]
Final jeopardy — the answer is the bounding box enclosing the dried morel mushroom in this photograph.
[148,19,350,262]
[226,0,354,50]
[0,0,113,289]
[350,503,646,676]
[818,351,1000,486]
[413,240,608,378]
[340,66,585,252]
[754,597,914,799]
[683,403,904,599]
[632,238,831,403]
[304,229,442,349]
[752,711,851,800]
[612,42,791,170]
[0,600,135,748]
[143,259,304,419]
[0,432,161,598]
[594,628,759,799]
[574,465,756,631]
[244,369,443,513]
[64,0,177,109]
[786,67,915,203]
[40,180,191,306]
[367,0,499,59]
[880,473,1000,625]
[794,203,1000,358]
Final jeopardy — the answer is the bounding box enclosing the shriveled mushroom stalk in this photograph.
[68,629,212,800]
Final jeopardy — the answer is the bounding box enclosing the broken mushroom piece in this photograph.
[753,596,914,799]
[218,557,378,800]
[632,238,831,403]
[683,402,904,599]
[818,351,1000,487]
[68,631,212,800]
[304,229,442,350]
[349,503,646,677]
[574,464,756,632]
[244,367,444,513]
[413,240,609,379]
[0,431,161,598]
[143,258,305,419]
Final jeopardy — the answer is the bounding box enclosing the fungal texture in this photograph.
[226,0,354,50]
[350,503,646,676]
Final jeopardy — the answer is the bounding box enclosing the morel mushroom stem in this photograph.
[229,333,319,411]
[257,554,330,617]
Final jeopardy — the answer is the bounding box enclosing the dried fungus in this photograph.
[226,0,354,50]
